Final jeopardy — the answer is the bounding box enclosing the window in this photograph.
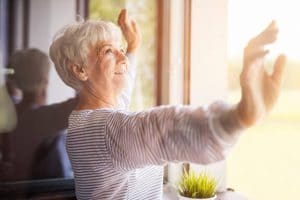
[89,0,192,186]
[89,0,158,110]
[227,0,300,199]
[187,0,229,192]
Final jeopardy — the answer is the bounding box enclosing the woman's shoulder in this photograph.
[68,108,109,127]
[69,105,184,125]
[69,108,132,125]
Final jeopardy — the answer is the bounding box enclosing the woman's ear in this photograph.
[71,64,88,81]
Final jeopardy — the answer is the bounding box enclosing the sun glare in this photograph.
[228,0,300,60]
[228,1,300,199]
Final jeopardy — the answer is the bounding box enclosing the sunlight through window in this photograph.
[227,1,300,199]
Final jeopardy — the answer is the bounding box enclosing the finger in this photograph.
[258,21,278,41]
[259,28,278,44]
[248,21,278,47]
[118,10,128,35]
[131,20,138,32]
[118,9,125,26]
[271,54,287,85]
[262,20,277,34]
[249,29,278,47]
[123,9,130,27]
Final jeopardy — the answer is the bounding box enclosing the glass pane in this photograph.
[227,0,300,199]
[89,0,157,110]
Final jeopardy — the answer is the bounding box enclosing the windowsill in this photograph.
[163,184,248,200]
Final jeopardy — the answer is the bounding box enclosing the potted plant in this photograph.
[177,169,217,200]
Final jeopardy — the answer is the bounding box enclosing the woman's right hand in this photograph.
[118,9,141,54]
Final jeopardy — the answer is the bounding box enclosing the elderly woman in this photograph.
[49,9,286,200]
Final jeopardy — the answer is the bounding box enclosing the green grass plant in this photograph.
[178,169,216,199]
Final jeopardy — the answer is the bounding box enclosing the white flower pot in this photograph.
[178,194,217,200]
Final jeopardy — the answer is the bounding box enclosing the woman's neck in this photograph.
[75,89,117,110]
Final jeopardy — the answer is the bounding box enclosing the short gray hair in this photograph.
[49,19,122,91]
[8,48,50,93]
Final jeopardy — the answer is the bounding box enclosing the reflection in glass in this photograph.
[1,49,75,182]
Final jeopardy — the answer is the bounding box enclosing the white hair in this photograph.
[49,19,122,91]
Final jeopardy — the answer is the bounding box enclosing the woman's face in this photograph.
[85,40,129,97]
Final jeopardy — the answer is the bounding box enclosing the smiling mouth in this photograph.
[115,63,128,75]
[114,72,125,75]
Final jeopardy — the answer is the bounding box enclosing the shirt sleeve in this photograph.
[117,53,136,110]
[105,101,244,171]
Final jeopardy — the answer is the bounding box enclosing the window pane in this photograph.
[89,0,157,110]
[228,1,300,199]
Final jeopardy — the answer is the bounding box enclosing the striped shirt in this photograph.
[67,104,242,200]
[66,55,244,199]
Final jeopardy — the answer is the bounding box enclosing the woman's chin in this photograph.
[114,78,128,92]
[115,84,127,95]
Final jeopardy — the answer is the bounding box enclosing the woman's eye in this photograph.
[120,48,125,53]
[105,48,113,54]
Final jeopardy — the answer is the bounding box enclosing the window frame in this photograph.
[166,0,229,192]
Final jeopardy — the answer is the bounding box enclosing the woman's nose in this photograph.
[116,50,127,62]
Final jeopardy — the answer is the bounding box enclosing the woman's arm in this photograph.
[105,103,243,171]
[105,21,286,171]
[118,53,136,109]
[117,9,141,109]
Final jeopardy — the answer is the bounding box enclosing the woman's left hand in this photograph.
[118,9,141,54]
[237,21,287,127]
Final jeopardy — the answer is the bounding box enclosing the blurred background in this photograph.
[0,0,299,199]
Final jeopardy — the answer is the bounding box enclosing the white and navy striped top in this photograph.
[66,55,243,200]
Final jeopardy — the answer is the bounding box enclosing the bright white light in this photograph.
[228,0,300,60]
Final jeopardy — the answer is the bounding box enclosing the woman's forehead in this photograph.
[90,40,122,56]
[92,40,121,54]
[96,39,122,48]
